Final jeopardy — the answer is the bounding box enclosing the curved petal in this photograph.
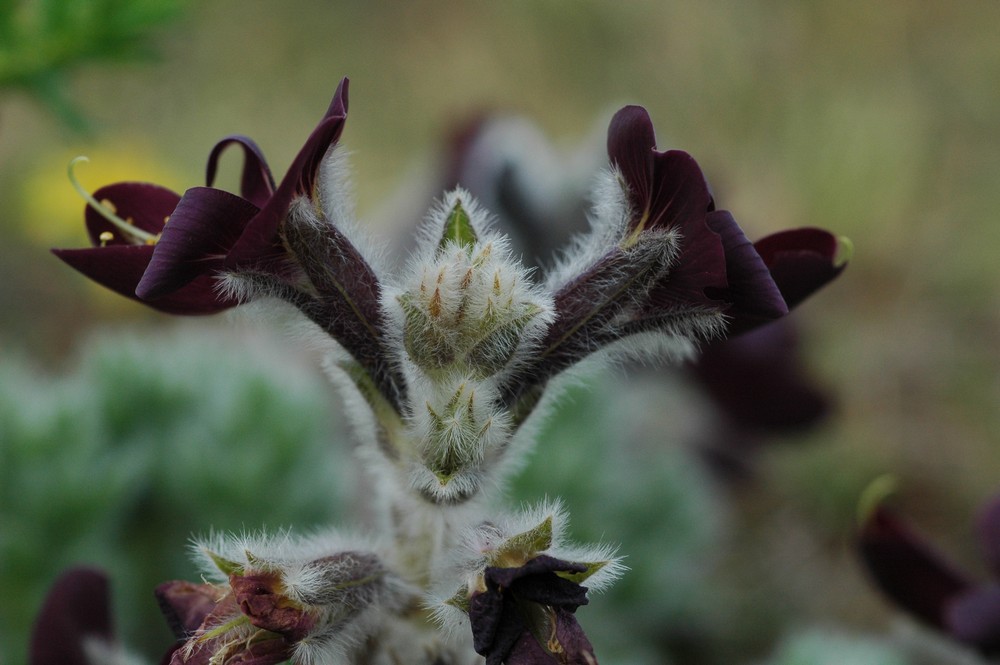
[84,182,180,246]
[205,135,276,208]
[978,492,1000,578]
[754,227,847,309]
[946,585,1000,654]
[707,210,787,335]
[607,105,713,235]
[29,567,112,665]
[137,186,260,300]
[54,246,237,315]
[645,220,727,310]
[607,105,656,213]
[54,245,155,300]
[227,78,350,267]
[859,506,973,629]
[155,580,226,638]
[692,320,828,432]
[646,149,713,234]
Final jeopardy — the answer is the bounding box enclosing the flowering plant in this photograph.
[40,77,847,665]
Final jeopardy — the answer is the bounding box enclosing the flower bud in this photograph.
[391,191,553,381]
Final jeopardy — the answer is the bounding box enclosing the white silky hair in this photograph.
[315,146,391,280]
[381,188,555,384]
[426,497,625,635]
[544,167,632,292]
[82,637,149,665]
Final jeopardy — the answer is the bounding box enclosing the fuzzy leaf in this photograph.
[440,199,478,250]
[206,550,244,576]
[493,516,554,564]
[555,560,607,584]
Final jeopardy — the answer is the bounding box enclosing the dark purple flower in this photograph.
[753,227,849,312]
[29,567,115,665]
[859,492,1000,655]
[469,555,597,665]
[52,181,239,315]
[507,106,789,408]
[135,79,350,300]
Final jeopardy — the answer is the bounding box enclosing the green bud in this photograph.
[440,199,478,251]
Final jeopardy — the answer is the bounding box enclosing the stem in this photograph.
[68,156,159,245]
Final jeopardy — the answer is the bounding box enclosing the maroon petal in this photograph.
[607,105,656,214]
[859,505,974,629]
[607,106,713,236]
[205,136,276,209]
[54,245,155,300]
[754,227,846,310]
[643,218,727,311]
[137,186,260,300]
[946,585,1000,654]
[550,607,597,665]
[646,149,713,235]
[230,572,315,642]
[227,78,349,267]
[469,589,521,665]
[155,580,226,638]
[29,567,112,665]
[978,492,1000,578]
[53,246,237,315]
[707,210,787,335]
[84,182,180,245]
[485,556,589,609]
[692,320,829,433]
[505,630,557,665]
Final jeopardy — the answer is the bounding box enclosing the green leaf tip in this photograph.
[440,199,477,250]
[834,235,853,268]
[206,550,244,576]
[556,560,607,584]
[497,515,554,561]
[445,587,471,613]
[856,473,899,527]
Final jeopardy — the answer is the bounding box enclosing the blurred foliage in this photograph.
[0,0,188,130]
[760,630,910,665]
[0,325,352,664]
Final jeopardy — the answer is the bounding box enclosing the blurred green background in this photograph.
[3,1,1000,664]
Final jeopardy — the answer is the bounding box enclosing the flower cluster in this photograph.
[859,489,1000,655]
[40,77,848,664]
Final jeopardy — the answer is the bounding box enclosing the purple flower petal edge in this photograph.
[29,567,113,665]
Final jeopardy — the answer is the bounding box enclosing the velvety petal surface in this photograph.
[53,246,236,314]
[754,227,846,309]
[205,135,277,208]
[607,105,657,214]
[607,106,713,236]
[29,567,113,665]
[692,320,829,432]
[471,556,594,665]
[155,580,226,638]
[137,186,260,300]
[859,506,973,628]
[227,78,349,267]
[978,492,1000,578]
[946,585,1000,654]
[84,182,180,245]
[707,210,787,335]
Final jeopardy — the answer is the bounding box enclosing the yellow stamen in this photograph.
[68,156,159,246]
[98,231,114,246]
